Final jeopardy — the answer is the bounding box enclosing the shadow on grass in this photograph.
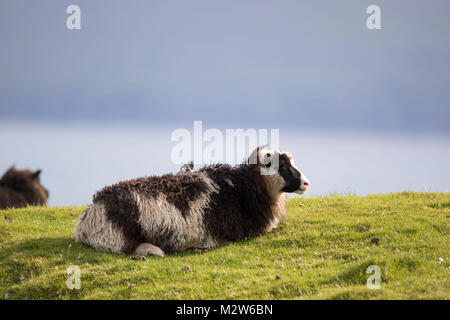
[1,236,124,272]
[2,235,217,264]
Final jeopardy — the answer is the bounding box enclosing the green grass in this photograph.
[0,192,449,300]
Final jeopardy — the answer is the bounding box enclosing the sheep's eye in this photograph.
[262,153,272,167]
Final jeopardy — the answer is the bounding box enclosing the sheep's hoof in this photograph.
[135,243,165,257]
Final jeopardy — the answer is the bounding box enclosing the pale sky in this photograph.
[1,0,449,132]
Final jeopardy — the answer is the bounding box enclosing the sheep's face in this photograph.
[250,147,310,195]
[277,151,310,194]
[0,167,49,205]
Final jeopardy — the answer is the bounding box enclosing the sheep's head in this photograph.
[0,166,49,205]
[248,146,310,195]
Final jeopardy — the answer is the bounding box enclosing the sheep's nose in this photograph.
[301,176,310,189]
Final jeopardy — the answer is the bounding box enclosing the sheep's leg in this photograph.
[135,243,165,257]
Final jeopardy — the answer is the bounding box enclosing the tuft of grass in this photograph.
[0,192,449,300]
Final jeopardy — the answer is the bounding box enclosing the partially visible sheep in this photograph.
[0,167,49,209]
[74,146,310,256]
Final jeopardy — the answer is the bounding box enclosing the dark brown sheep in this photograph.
[0,167,49,209]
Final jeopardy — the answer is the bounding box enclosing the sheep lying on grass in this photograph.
[0,166,49,209]
[74,147,310,256]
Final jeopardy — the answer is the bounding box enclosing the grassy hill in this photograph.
[0,192,448,300]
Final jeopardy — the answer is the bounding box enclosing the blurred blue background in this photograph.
[1,0,449,205]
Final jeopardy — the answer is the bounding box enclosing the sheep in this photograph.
[0,166,49,209]
[74,146,310,256]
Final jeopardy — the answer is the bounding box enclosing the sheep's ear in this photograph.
[0,166,15,180]
[32,169,42,179]
[248,145,268,164]
[3,165,15,175]
[283,151,293,159]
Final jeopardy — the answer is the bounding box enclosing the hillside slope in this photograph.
[0,192,449,300]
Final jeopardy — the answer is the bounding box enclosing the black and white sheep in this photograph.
[74,147,310,256]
